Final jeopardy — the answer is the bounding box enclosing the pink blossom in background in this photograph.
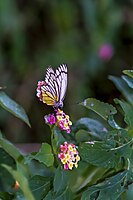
[98,43,114,61]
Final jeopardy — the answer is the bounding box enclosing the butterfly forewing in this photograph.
[55,64,67,102]
[41,64,68,108]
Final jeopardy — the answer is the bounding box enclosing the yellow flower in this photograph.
[69,121,72,125]
[75,162,78,168]
[56,115,62,121]
[71,148,77,154]
[57,109,63,114]
[68,145,73,151]
[61,158,67,164]
[68,162,73,170]
[65,153,71,160]
[65,115,69,119]
[76,155,80,162]
[64,122,69,128]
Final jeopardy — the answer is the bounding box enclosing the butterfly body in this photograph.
[37,64,68,109]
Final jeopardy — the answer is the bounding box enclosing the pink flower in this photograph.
[44,114,56,125]
[58,142,80,170]
[44,109,72,133]
[56,109,72,133]
[64,164,69,170]
[98,43,114,61]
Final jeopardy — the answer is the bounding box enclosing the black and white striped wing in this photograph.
[55,64,67,103]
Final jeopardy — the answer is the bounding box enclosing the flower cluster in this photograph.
[58,142,80,170]
[56,109,72,133]
[36,81,46,101]
[45,109,72,133]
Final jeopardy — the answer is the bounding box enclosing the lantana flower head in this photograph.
[58,142,80,170]
[44,109,72,133]
[56,109,72,133]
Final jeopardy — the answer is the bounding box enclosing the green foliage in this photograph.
[79,140,132,168]
[80,98,117,120]
[53,167,69,193]
[34,143,54,167]
[81,171,127,200]
[0,69,133,199]
[29,175,51,200]
[0,91,30,127]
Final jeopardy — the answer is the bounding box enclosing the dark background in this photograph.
[0,0,133,143]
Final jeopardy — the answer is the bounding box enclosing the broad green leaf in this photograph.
[34,143,54,167]
[0,148,16,168]
[54,167,68,193]
[107,115,121,129]
[115,99,133,128]
[54,187,73,200]
[75,130,92,142]
[79,140,132,168]
[0,192,13,200]
[0,148,16,191]
[123,70,133,78]
[122,75,133,89]
[73,118,108,141]
[0,91,31,127]
[29,175,50,200]
[80,98,117,120]
[44,188,73,200]
[0,132,22,161]
[0,165,15,192]
[53,127,66,147]
[68,162,108,193]
[2,164,35,200]
[44,190,54,200]
[81,171,127,200]
[109,76,133,104]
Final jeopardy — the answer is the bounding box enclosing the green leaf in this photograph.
[29,175,50,200]
[80,98,117,120]
[115,99,133,129]
[122,75,133,89]
[0,91,31,127]
[0,132,22,161]
[81,171,127,200]
[44,190,54,200]
[0,165,15,192]
[53,127,66,147]
[123,70,133,78]
[44,188,73,200]
[0,148,16,192]
[73,118,108,141]
[109,76,133,104]
[34,143,54,167]
[54,187,73,200]
[2,164,35,200]
[107,115,121,130]
[79,140,133,168]
[54,167,68,193]
[0,192,13,200]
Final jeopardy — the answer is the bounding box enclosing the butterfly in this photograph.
[39,64,68,109]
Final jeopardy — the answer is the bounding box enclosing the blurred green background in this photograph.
[0,0,132,143]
